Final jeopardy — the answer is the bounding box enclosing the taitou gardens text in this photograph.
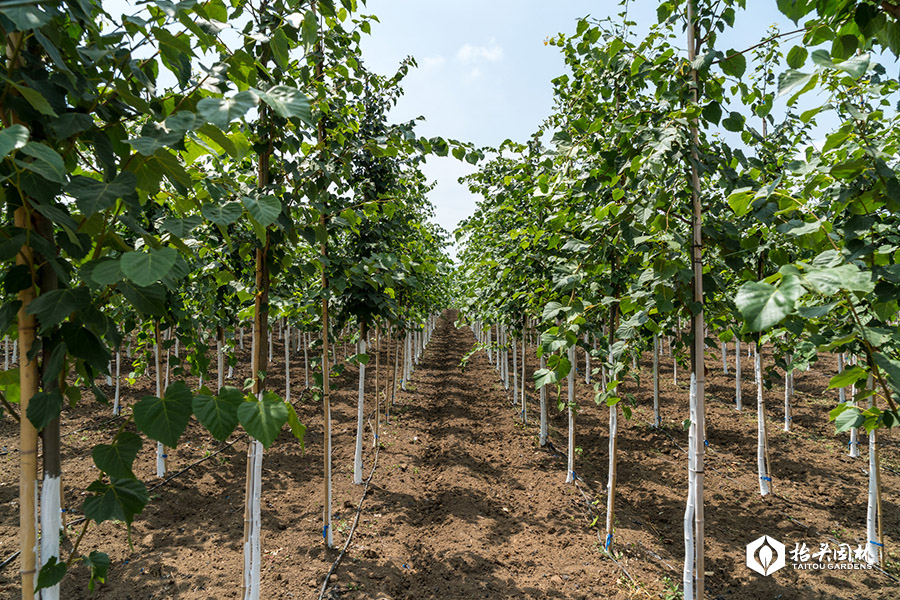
[1,1,899,599]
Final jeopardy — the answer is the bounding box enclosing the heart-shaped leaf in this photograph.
[237,392,288,449]
[91,431,143,479]
[193,386,243,441]
[120,247,178,287]
[133,381,193,447]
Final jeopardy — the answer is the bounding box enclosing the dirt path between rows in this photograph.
[2,309,898,599]
[324,311,621,600]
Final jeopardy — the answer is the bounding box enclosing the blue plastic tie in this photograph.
[870,541,885,547]
[849,440,861,446]
[161,454,168,458]
[571,471,577,481]
[605,534,613,549]
[760,476,772,482]
[374,435,379,439]
[323,524,329,540]
[704,439,709,447]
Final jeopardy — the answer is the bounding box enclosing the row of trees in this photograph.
[455,1,900,598]
[0,0,460,598]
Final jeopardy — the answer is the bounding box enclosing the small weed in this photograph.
[662,576,682,600]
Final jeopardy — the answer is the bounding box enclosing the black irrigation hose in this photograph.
[0,550,19,570]
[0,415,126,456]
[317,440,381,600]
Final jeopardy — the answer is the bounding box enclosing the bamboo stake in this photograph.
[373,324,380,449]
[565,344,576,484]
[15,203,39,600]
[353,324,366,485]
[314,0,333,547]
[155,322,166,477]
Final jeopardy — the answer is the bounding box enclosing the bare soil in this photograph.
[0,311,898,599]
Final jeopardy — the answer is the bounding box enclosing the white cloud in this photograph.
[419,55,446,69]
[456,40,503,63]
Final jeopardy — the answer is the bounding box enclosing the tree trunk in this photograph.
[686,3,707,595]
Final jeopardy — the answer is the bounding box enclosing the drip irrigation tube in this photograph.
[317,442,380,600]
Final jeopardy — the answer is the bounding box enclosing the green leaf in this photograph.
[10,83,58,117]
[25,390,63,431]
[827,366,867,390]
[91,432,143,479]
[811,249,843,268]
[722,111,745,132]
[786,45,808,69]
[120,247,178,287]
[196,91,257,129]
[834,54,870,78]
[89,258,123,286]
[119,282,167,316]
[16,142,66,183]
[533,367,558,389]
[701,101,722,125]
[0,368,20,405]
[830,159,868,179]
[811,48,835,68]
[202,201,243,226]
[125,131,183,155]
[164,111,197,132]
[0,124,28,159]
[196,124,238,157]
[35,557,66,593]
[873,353,900,396]
[834,405,865,433]
[0,5,53,29]
[26,287,90,331]
[778,70,814,98]
[796,303,838,318]
[242,194,281,227]
[720,51,746,78]
[727,188,755,216]
[83,477,148,526]
[60,323,110,370]
[237,393,289,449]
[803,264,874,295]
[192,386,242,441]
[735,280,796,331]
[302,9,318,46]
[286,404,306,450]
[777,0,812,23]
[49,113,94,139]
[254,86,313,125]
[160,215,202,238]
[83,552,110,593]
[68,172,137,216]
[133,381,193,447]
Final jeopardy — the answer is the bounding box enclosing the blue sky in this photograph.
[359,1,800,247]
